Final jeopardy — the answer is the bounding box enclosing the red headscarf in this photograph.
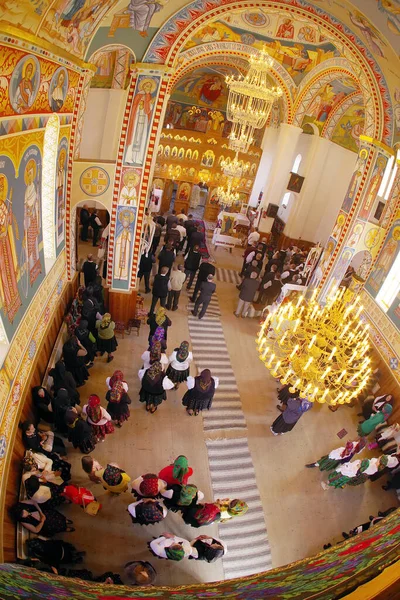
[139,473,159,497]
[109,370,124,388]
[109,381,124,404]
[194,502,220,526]
[87,394,102,423]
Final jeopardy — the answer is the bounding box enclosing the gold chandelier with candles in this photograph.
[220,152,249,179]
[256,289,371,406]
[226,48,283,129]
[228,121,255,153]
[217,180,240,207]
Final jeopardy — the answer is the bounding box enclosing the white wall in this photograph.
[80,89,127,161]
[249,126,279,206]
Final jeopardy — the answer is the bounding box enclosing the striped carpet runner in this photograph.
[206,437,272,579]
[215,267,241,285]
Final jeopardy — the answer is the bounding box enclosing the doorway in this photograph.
[75,200,110,282]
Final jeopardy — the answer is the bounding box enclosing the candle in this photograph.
[276,316,284,331]
[320,389,329,403]
[282,369,293,384]
[259,338,267,351]
[308,335,317,349]
[303,357,313,371]
[354,305,363,319]
[279,331,289,346]
[313,386,319,398]
[293,319,301,333]
[337,369,347,382]
[296,295,304,308]
[266,353,275,368]
[339,324,350,339]
[328,346,337,361]
[320,366,331,381]
[293,378,301,389]
[289,344,299,359]
[262,346,270,360]
[271,361,281,377]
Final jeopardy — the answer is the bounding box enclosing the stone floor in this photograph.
[61,236,399,586]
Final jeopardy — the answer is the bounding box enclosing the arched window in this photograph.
[292,153,302,174]
[41,114,60,272]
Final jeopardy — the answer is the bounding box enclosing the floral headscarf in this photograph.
[109,381,124,404]
[139,474,159,497]
[176,341,189,363]
[165,545,185,561]
[138,500,164,523]
[146,361,163,382]
[194,503,220,526]
[172,455,189,482]
[178,484,197,506]
[155,307,166,326]
[100,313,112,329]
[22,451,38,472]
[103,464,123,486]
[86,394,102,423]
[150,341,162,364]
[227,499,248,517]
[199,369,212,391]
[152,327,166,345]
[109,370,124,388]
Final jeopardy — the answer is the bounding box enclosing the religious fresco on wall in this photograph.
[106,0,169,39]
[331,211,346,241]
[118,167,141,206]
[308,236,337,289]
[365,214,400,298]
[90,48,135,89]
[349,10,387,58]
[301,78,360,133]
[358,154,388,221]
[55,136,68,252]
[171,67,228,110]
[341,147,369,214]
[0,46,80,117]
[0,137,45,341]
[124,75,158,166]
[112,205,136,289]
[331,104,365,153]
[322,246,355,300]
[164,101,231,136]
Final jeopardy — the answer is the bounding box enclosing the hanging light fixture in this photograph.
[256,289,371,406]
[226,48,283,130]
[228,121,255,154]
[217,180,240,207]
[220,152,249,179]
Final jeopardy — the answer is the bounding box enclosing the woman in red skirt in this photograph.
[83,394,114,442]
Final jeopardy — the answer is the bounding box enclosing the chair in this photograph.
[127,318,141,336]
[114,321,127,339]
[135,295,147,324]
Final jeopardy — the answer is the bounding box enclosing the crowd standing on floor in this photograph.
[12,211,400,582]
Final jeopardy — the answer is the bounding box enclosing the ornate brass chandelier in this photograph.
[228,121,255,154]
[220,152,249,179]
[226,48,283,130]
[256,289,371,406]
[217,180,240,207]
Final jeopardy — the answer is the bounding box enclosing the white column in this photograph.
[249,126,280,206]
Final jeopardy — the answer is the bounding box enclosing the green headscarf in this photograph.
[178,484,197,506]
[357,403,393,436]
[173,455,189,482]
[165,544,185,561]
[228,499,249,517]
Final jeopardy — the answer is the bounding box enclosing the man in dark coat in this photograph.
[184,245,201,290]
[190,258,216,303]
[157,241,175,275]
[185,214,195,243]
[234,271,259,318]
[149,266,170,315]
[260,272,282,306]
[192,274,216,320]
[90,210,102,247]
[82,254,98,288]
[165,222,181,249]
[166,210,178,231]
[80,204,90,241]
[257,264,278,304]
[152,219,162,254]
[138,251,155,293]
[189,226,204,250]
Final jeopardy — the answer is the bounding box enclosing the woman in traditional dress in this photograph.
[24,474,65,509]
[51,388,72,435]
[49,360,80,406]
[27,539,84,571]
[97,463,131,495]
[106,379,131,428]
[161,483,204,513]
[65,408,96,454]
[22,449,70,484]
[158,455,193,486]
[131,473,167,500]
[306,438,367,471]
[182,369,218,416]
[360,394,394,421]
[75,319,97,366]
[147,308,171,345]
[62,337,89,386]
[83,394,114,442]
[81,455,104,484]
[141,340,169,371]
[216,498,249,523]
[138,360,174,414]
[189,536,226,563]
[31,386,54,424]
[96,313,118,363]
[11,500,74,536]
[374,422,400,454]
[128,498,168,525]
[21,421,67,457]
[358,403,393,437]
[271,396,312,435]
[149,534,193,561]
[182,502,222,528]
[166,341,193,388]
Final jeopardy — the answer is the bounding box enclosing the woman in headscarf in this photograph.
[11,500,74,536]
[360,394,394,421]
[357,403,393,437]
[123,561,157,586]
[106,369,127,390]
[182,502,221,528]
[149,533,193,561]
[83,394,114,442]
[306,438,367,471]
[182,369,219,416]
[81,287,101,335]
[161,483,204,513]
[131,473,167,500]
[71,285,85,321]
[138,360,174,414]
[49,360,80,406]
[75,319,97,365]
[189,536,226,563]
[147,307,171,344]
[106,379,131,428]
[26,539,84,570]
[97,463,131,494]
[24,474,65,509]
[158,455,193,486]
[271,395,312,435]
[51,388,72,435]
[21,421,67,457]
[141,340,169,371]
[96,313,118,363]
[128,498,168,525]
[62,337,89,386]
[65,408,96,454]
[323,458,372,490]
[31,386,54,424]
[216,498,249,523]
[167,341,193,388]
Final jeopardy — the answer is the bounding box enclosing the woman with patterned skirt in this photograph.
[182,369,218,416]
[83,394,114,442]
[138,361,174,414]
[166,341,193,388]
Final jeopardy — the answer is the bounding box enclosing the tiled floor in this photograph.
[61,237,398,585]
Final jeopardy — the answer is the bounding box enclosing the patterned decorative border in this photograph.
[0,114,72,137]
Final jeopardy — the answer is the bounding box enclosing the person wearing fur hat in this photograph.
[158,455,193,486]
[98,463,131,494]
[128,498,168,525]
[131,473,167,499]
[189,535,226,563]
[96,313,118,363]
[83,395,114,442]
[306,438,367,471]
[161,483,204,513]
[149,533,193,561]
[166,341,193,388]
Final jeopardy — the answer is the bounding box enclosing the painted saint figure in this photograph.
[0,174,22,323]
[119,172,139,206]
[56,149,67,246]
[276,18,295,39]
[125,78,156,166]
[24,159,41,286]
[50,70,66,112]
[14,58,36,113]
[114,210,134,281]
[126,0,165,37]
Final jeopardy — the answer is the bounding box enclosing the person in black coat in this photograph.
[90,210,102,247]
[138,251,155,294]
[189,226,204,250]
[80,205,90,241]
[49,361,80,406]
[51,389,72,435]
[152,220,162,254]
[234,271,259,318]
[75,319,97,364]
[190,259,216,303]
[81,288,101,335]
[82,254,97,288]
[184,245,201,290]
[92,276,105,314]
[147,308,171,344]
[32,386,54,424]
[257,264,278,304]
[149,267,170,315]
[157,242,175,275]
[260,272,283,306]
[185,215,196,246]
[192,275,216,320]
[62,337,89,387]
